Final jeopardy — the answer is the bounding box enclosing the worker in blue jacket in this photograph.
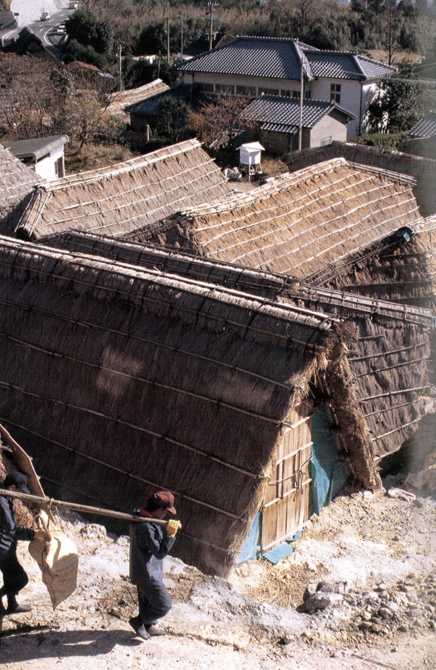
[0,472,45,615]
[129,490,181,640]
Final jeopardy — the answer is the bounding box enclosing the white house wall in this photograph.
[310,79,362,139]
[309,113,348,148]
[34,145,64,181]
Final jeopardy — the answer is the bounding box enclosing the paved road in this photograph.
[0,0,72,54]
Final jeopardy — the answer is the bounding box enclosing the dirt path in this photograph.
[0,490,434,669]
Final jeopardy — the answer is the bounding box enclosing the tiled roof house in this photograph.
[178,36,395,139]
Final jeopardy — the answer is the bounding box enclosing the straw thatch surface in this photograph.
[46,230,296,300]
[0,143,39,235]
[42,230,435,467]
[286,285,434,463]
[305,221,435,312]
[128,158,423,276]
[0,235,337,575]
[14,139,231,241]
[106,79,170,120]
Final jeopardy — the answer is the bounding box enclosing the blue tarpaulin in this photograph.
[237,512,260,562]
[310,405,347,514]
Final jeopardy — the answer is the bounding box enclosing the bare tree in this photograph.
[187,95,249,148]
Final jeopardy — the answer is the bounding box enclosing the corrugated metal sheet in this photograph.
[409,113,436,138]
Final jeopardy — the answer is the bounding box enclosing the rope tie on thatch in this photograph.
[359,385,431,402]
[371,417,424,441]
[363,398,427,418]
[354,356,431,378]
[350,340,429,362]
[1,419,247,524]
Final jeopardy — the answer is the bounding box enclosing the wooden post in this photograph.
[0,488,170,525]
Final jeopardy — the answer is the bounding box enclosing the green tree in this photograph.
[367,67,425,133]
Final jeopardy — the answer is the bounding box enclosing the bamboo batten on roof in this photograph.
[46,230,297,300]
[14,139,232,241]
[0,235,336,575]
[0,143,39,235]
[128,158,424,276]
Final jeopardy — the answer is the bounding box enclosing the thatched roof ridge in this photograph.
[0,143,39,235]
[129,158,423,276]
[106,79,170,119]
[293,283,432,327]
[46,230,297,300]
[14,139,231,240]
[0,235,334,345]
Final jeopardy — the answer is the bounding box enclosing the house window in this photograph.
[291,90,300,100]
[236,85,256,97]
[330,83,341,104]
[200,82,214,93]
[258,87,279,96]
[215,83,234,95]
[280,89,292,97]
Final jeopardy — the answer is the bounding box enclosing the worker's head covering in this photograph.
[151,490,177,515]
[4,471,30,495]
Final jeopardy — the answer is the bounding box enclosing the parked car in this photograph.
[40,11,51,21]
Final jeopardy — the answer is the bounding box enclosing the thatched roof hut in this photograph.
[126,158,423,275]
[0,234,345,574]
[14,139,231,241]
[3,232,432,571]
[0,143,39,235]
[106,79,170,121]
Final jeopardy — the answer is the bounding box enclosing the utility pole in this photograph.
[298,42,304,152]
[207,1,218,50]
[180,14,184,57]
[118,44,123,92]
[166,10,171,62]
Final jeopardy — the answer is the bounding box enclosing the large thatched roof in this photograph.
[14,139,231,241]
[0,143,39,235]
[0,234,335,574]
[128,158,423,275]
[46,229,435,466]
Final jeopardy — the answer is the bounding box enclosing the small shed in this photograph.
[238,141,265,175]
[3,135,69,181]
[242,96,354,155]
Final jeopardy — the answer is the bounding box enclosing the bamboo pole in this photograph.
[0,489,169,526]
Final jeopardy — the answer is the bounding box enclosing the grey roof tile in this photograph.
[408,112,436,138]
[243,96,354,133]
[179,36,395,83]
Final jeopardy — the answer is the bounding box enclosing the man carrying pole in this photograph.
[129,490,181,640]
[0,472,48,615]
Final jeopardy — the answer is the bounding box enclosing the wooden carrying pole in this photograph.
[0,489,169,526]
